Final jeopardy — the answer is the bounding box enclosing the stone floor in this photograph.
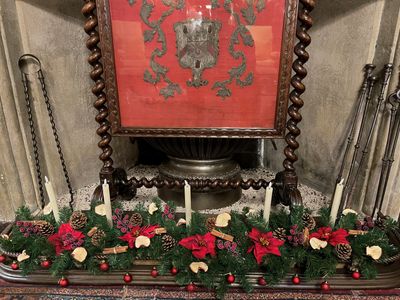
[58,165,330,214]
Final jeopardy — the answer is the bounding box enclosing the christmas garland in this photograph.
[0,199,398,298]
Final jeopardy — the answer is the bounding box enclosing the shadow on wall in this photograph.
[18,0,84,24]
[312,0,378,30]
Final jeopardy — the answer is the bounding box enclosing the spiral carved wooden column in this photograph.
[274,0,315,207]
[82,0,135,200]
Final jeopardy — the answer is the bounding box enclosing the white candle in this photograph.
[330,178,345,225]
[102,179,113,227]
[44,176,60,222]
[263,182,273,223]
[184,180,192,225]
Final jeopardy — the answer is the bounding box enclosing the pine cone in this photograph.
[206,217,216,232]
[273,228,286,240]
[129,213,143,227]
[91,229,106,247]
[36,222,54,237]
[161,234,177,252]
[302,213,316,230]
[335,243,352,261]
[69,211,88,230]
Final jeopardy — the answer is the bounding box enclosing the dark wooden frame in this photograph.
[97,0,298,139]
[82,0,315,206]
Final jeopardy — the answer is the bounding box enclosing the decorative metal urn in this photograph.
[146,138,247,209]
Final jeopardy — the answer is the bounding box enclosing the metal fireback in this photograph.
[174,19,221,88]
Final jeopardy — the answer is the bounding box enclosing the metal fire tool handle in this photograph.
[372,87,400,217]
[18,54,74,209]
[335,64,375,189]
[343,64,394,211]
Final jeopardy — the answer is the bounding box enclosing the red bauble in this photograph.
[186,283,196,292]
[352,271,361,280]
[0,254,6,263]
[321,281,330,291]
[292,274,301,285]
[170,266,178,275]
[41,259,52,269]
[10,262,19,270]
[123,273,133,283]
[226,273,235,284]
[99,261,109,272]
[257,277,267,286]
[151,267,158,278]
[58,277,69,287]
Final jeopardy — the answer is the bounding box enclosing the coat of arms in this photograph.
[174,20,221,88]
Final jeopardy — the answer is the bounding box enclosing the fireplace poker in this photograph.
[343,64,394,210]
[337,75,377,215]
[372,87,400,217]
[334,64,375,188]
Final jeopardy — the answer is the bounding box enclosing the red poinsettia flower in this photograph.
[119,225,159,248]
[310,227,349,246]
[247,228,284,264]
[48,223,85,255]
[178,232,216,259]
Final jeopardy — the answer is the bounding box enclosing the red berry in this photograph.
[257,276,267,286]
[170,266,178,275]
[0,255,6,263]
[151,267,158,278]
[123,273,132,283]
[321,281,330,291]
[226,273,235,284]
[292,274,300,285]
[58,277,69,287]
[41,260,52,269]
[11,262,19,270]
[186,283,195,292]
[352,271,361,280]
[99,261,109,272]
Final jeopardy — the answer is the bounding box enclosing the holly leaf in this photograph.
[241,5,256,25]
[143,30,155,42]
[256,0,266,12]
[128,0,136,5]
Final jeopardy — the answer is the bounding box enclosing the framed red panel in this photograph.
[97,0,298,138]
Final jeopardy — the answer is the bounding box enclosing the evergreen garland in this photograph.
[0,198,398,299]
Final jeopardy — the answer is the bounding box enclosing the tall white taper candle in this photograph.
[102,179,113,227]
[44,176,60,222]
[263,182,273,223]
[184,180,192,225]
[330,178,345,225]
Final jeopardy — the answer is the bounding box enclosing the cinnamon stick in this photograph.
[102,246,129,255]
[211,229,234,242]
